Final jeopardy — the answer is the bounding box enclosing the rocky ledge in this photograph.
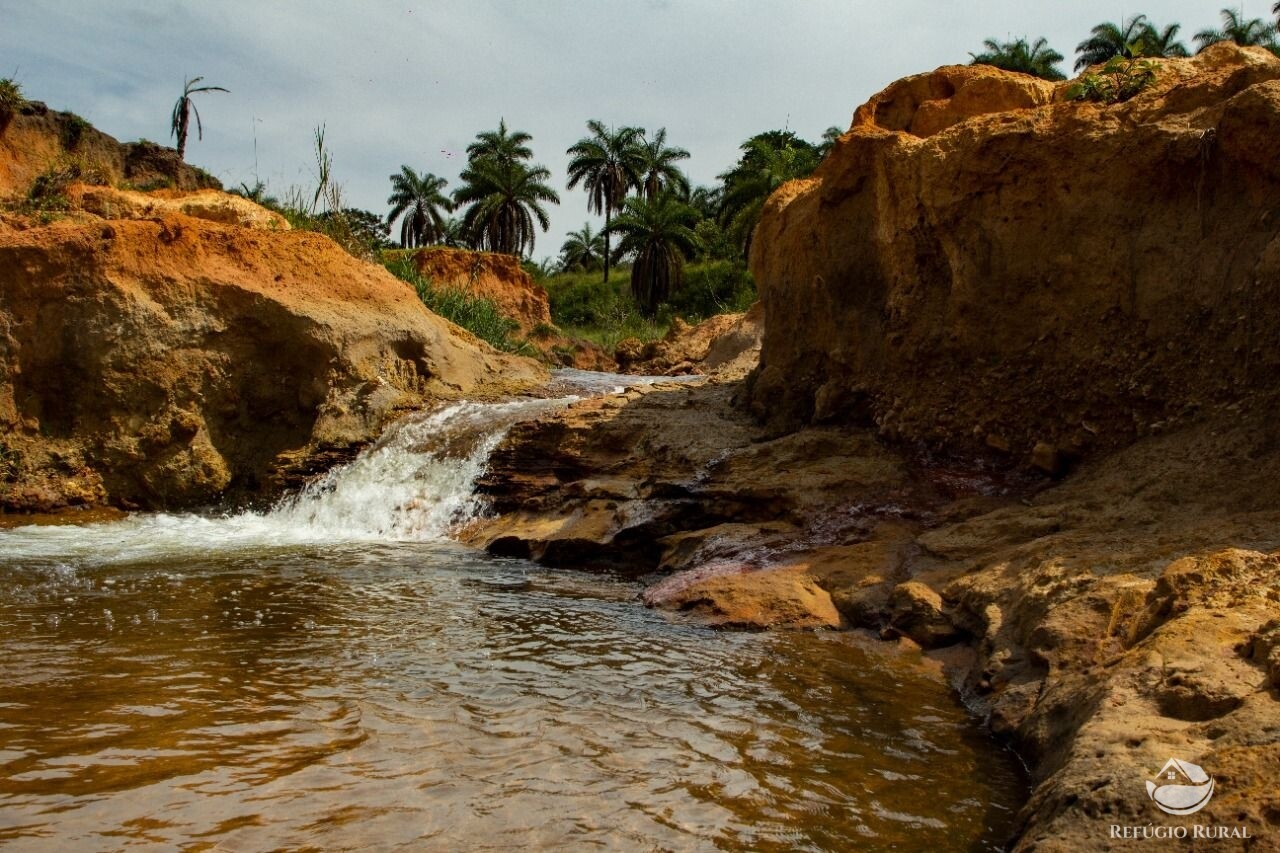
[463,44,1280,851]
[0,185,544,512]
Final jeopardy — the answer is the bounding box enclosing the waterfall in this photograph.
[0,390,593,565]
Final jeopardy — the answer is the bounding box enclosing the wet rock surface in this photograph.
[468,370,1279,848]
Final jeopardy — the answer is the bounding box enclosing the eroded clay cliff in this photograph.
[747,44,1280,473]
[0,210,544,511]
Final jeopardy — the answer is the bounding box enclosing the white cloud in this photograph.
[2,0,1225,261]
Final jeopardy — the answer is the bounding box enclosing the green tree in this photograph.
[969,37,1067,80]
[558,223,607,272]
[606,193,702,316]
[453,158,560,257]
[1194,8,1277,51]
[719,134,820,258]
[817,125,844,158]
[565,120,646,283]
[1074,15,1151,70]
[386,165,453,248]
[466,119,533,165]
[1137,22,1191,58]
[170,76,228,161]
[637,127,690,200]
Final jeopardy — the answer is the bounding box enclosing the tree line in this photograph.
[385,122,840,315]
[198,5,1280,318]
[970,6,1280,81]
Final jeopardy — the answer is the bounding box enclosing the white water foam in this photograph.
[0,396,578,566]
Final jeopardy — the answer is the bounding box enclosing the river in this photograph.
[0,371,1025,850]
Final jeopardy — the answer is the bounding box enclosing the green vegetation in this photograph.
[170,76,228,161]
[1074,16,1188,69]
[970,37,1067,80]
[59,112,91,149]
[1194,8,1278,52]
[718,132,821,258]
[558,223,606,272]
[565,121,646,282]
[0,78,27,123]
[637,128,690,200]
[543,260,755,349]
[606,193,701,316]
[17,158,108,221]
[382,256,529,354]
[386,165,452,248]
[1068,55,1161,103]
[453,157,559,256]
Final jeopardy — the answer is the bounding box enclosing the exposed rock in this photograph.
[641,561,843,629]
[409,246,551,332]
[0,103,218,198]
[470,372,1279,846]
[615,302,764,378]
[0,214,544,511]
[887,580,961,647]
[66,184,288,230]
[747,44,1280,471]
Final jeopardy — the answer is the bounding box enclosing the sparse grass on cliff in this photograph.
[0,78,25,118]
[383,257,532,355]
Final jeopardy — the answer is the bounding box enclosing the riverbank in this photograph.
[462,371,1279,848]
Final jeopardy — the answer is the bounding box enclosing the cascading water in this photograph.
[0,370,1026,851]
[0,390,587,565]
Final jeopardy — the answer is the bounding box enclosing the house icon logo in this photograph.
[1146,758,1215,815]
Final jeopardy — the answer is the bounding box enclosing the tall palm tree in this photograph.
[719,136,820,258]
[170,76,228,161]
[453,158,560,257]
[637,128,690,200]
[466,119,533,166]
[970,37,1067,81]
[1194,8,1277,51]
[386,166,453,248]
[606,193,702,316]
[565,120,646,282]
[1138,22,1191,58]
[1074,15,1150,70]
[558,223,607,272]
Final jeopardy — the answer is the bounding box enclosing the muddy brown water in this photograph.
[0,376,1026,850]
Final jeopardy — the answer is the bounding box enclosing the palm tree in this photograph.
[606,193,702,316]
[466,119,533,166]
[558,223,607,272]
[565,120,646,282]
[453,158,560,257]
[1074,15,1150,70]
[817,125,844,158]
[1194,8,1277,51]
[970,37,1067,81]
[719,136,820,257]
[637,128,690,200]
[386,166,453,248]
[170,76,228,161]
[1138,22,1191,58]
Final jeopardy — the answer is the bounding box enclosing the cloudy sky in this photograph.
[1,1,1238,261]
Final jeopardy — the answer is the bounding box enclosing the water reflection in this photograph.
[0,542,1023,850]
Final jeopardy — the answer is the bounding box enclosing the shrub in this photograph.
[665,261,756,321]
[1068,56,1160,104]
[60,112,91,150]
[383,257,529,354]
[0,78,25,118]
